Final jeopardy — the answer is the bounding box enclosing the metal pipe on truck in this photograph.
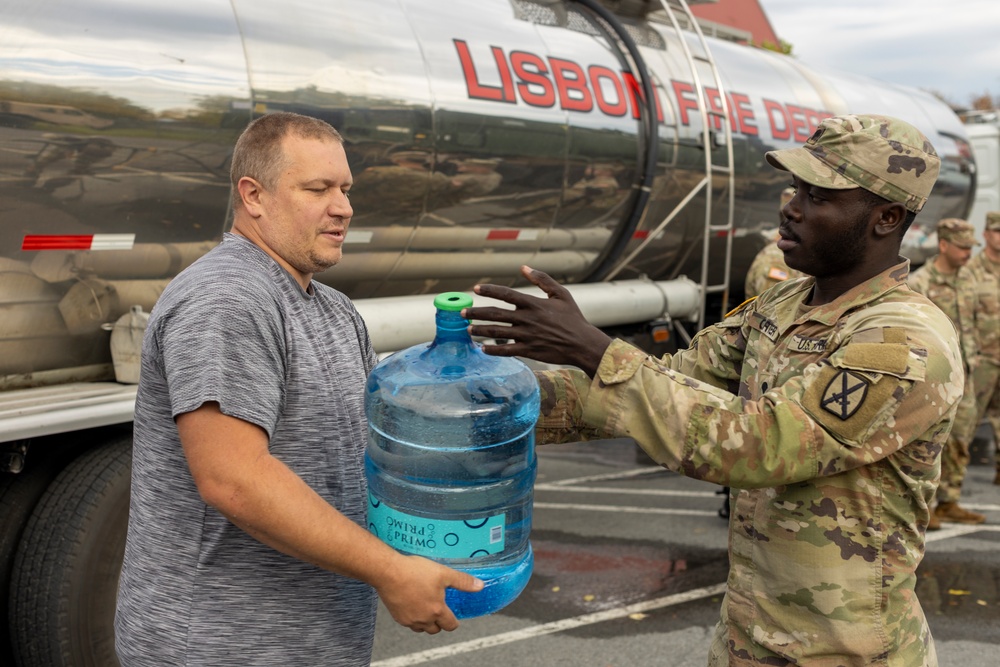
[355,276,701,354]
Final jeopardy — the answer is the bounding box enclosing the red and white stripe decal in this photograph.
[21,234,136,251]
[486,229,540,241]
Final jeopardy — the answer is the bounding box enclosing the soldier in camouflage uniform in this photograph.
[907,218,986,526]
[466,114,962,666]
[967,211,1000,484]
[744,187,804,297]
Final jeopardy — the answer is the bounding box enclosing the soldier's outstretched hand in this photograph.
[464,265,612,378]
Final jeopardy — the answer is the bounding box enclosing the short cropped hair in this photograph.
[230,112,343,209]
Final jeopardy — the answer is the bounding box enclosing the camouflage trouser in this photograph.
[708,621,728,666]
[704,609,937,666]
[936,372,978,503]
[971,360,1000,467]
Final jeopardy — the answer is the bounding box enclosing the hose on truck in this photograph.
[570,0,660,282]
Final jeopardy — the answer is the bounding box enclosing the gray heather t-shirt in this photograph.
[116,233,378,666]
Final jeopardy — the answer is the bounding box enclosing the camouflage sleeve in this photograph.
[664,308,747,394]
[547,302,963,489]
[533,308,747,445]
[534,368,605,445]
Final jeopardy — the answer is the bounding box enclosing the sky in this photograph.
[757,0,1000,108]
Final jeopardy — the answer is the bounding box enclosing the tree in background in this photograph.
[757,39,793,55]
[969,92,1000,112]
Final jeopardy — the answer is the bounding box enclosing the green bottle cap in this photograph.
[434,292,474,311]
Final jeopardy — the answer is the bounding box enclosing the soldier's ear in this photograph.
[873,202,907,239]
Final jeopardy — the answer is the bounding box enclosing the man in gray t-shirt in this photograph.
[115,112,481,667]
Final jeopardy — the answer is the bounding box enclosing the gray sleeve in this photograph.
[156,274,286,437]
[349,297,378,376]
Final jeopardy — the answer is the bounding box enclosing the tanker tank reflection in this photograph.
[0,0,976,387]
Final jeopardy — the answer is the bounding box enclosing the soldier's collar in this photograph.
[795,259,909,326]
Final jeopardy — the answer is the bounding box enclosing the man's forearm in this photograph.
[204,449,404,586]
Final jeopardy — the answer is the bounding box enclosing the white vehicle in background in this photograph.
[964,111,1000,232]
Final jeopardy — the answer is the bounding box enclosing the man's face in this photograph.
[984,227,1000,257]
[777,176,876,278]
[938,238,972,270]
[256,134,353,281]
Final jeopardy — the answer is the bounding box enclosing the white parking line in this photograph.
[371,583,727,667]
[534,501,718,517]
[926,524,1000,541]
[962,502,1000,512]
[542,467,669,486]
[540,474,1000,515]
[536,484,718,498]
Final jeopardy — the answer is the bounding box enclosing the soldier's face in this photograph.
[778,177,876,278]
[984,228,1000,257]
[938,239,972,269]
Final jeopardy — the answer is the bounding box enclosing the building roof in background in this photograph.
[688,0,780,46]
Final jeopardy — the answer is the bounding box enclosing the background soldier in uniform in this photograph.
[907,218,986,527]
[967,211,1000,484]
[465,114,962,666]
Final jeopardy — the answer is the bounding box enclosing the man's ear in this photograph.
[873,202,907,239]
[237,176,264,218]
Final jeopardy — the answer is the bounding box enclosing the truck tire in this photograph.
[0,448,72,665]
[9,437,131,667]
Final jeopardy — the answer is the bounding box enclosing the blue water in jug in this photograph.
[364,292,539,618]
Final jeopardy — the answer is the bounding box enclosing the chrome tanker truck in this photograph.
[0,0,975,665]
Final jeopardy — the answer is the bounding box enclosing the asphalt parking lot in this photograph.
[372,434,1000,667]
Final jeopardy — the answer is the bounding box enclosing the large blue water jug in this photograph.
[364,292,539,618]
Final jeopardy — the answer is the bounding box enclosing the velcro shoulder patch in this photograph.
[801,328,923,446]
[841,327,922,379]
[843,343,910,375]
[848,326,907,345]
[804,363,899,446]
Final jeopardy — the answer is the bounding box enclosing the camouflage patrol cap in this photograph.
[936,218,979,248]
[986,211,1000,231]
[779,186,795,210]
[765,114,940,213]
